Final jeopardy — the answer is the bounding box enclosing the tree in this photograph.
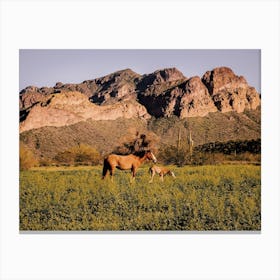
[114,131,159,154]
[20,142,38,170]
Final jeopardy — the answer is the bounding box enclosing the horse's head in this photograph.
[146,151,157,163]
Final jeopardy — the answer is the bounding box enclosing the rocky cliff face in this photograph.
[139,75,218,118]
[178,76,218,118]
[136,67,186,95]
[20,91,150,132]
[85,68,140,104]
[19,66,261,132]
[136,67,261,118]
[20,87,53,110]
[202,67,260,113]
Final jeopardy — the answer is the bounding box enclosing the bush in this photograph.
[158,142,191,166]
[196,139,261,154]
[20,142,38,170]
[39,158,54,167]
[159,140,261,166]
[113,131,159,155]
[54,144,101,166]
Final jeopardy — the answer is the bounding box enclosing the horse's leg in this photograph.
[110,166,115,182]
[130,166,136,182]
[160,172,164,182]
[149,169,155,183]
[102,159,109,179]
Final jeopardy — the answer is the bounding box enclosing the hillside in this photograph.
[20,118,154,159]
[20,108,260,160]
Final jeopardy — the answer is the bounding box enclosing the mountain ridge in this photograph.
[19,66,261,133]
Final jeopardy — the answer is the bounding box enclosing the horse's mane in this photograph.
[133,150,150,157]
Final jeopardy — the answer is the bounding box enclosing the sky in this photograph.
[19,49,261,92]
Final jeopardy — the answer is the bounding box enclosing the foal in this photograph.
[149,165,176,183]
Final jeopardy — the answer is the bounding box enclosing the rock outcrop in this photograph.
[20,86,53,110]
[137,76,218,118]
[20,91,150,132]
[136,67,186,95]
[202,67,260,113]
[178,76,218,118]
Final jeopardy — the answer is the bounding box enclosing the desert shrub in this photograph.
[39,158,54,167]
[159,143,261,166]
[158,143,192,166]
[113,131,159,154]
[20,142,38,170]
[158,145,175,164]
[196,139,261,155]
[70,144,101,165]
[54,151,74,165]
[54,144,101,165]
[231,152,261,162]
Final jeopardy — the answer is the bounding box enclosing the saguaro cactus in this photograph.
[188,130,194,157]
[177,128,181,151]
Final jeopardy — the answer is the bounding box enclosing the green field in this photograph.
[20,164,261,231]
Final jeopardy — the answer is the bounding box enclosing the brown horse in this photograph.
[102,150,157,181]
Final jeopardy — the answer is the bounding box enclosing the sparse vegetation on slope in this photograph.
[20,109,260,163]
[20,118,152,160]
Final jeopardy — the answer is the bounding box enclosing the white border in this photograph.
[1,1,279,279]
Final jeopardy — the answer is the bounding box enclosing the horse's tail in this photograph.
[102,158,109,178]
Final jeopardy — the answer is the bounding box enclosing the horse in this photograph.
[149,165,176,183]
[102,150,157,181]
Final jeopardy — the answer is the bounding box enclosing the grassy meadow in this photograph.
[20,164,261,231]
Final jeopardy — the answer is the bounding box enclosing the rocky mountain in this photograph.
[19,66,261,133]
[19,66,261,160]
